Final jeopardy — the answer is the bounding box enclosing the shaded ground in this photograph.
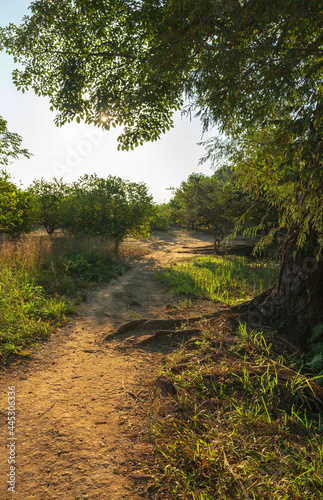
[0,230,252,500]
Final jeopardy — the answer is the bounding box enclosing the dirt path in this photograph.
[0,230,220,500]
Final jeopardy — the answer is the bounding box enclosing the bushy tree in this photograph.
[62,174,154,256]
[171,173,207,230]
[150,204,171,232]
[171,168,249,249]
[29,178,68,235]
[0,114,32,237]
[0,170,33,236]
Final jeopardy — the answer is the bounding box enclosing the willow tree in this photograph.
[1,0,322,347]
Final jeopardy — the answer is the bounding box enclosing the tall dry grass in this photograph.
[0,232,125,365]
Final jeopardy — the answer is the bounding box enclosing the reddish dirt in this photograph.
[0,230,252,499]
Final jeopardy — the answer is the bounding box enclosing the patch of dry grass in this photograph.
[0,232,126,365]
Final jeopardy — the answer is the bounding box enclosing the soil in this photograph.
[0,230,255,500]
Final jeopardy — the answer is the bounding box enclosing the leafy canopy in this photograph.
[1,1,321,142]
[0,170,33,235]
[170,168,250,237]
[62,174,154,254]
[29,178,68,235]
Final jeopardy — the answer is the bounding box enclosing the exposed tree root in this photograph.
[134,328,200,346]
[104,313,226,341]
[104,319,149,340]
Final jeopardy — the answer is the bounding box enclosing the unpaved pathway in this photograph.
[0,230,220,500]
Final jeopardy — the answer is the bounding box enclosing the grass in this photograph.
[147,251,322,498]
[157,255,277,305]
[146,321,323,499]
[0,232,128,365]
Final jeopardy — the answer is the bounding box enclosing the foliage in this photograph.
[170,172,207,229]
[202,124,319,251]
[61,174,154,255]
[170,168,249,240]
[29,177,68,235]
[158,254,277,306]
[0,170,33,236]
[150,204,171,232]
[306,324,323,381]
[0,115,31,165]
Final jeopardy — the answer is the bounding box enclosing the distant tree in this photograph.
[150,204,170,232]
[200,131,285,246]
[0,116,32,237]
[171,173,207,231]
[197,169,249,249]
[29,178,68,235]
[62,174,154,256]
[171,169,248,249]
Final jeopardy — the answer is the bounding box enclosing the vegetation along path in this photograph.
[0,230,224,500]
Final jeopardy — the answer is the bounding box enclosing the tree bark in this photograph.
[113,238,121,258]
[207,223,221,252]
[235,227,323,350]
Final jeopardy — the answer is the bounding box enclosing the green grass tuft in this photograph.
[158,255,277,305]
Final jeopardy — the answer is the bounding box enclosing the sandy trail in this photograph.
[0,230,217,500]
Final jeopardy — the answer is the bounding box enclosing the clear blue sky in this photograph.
[0,1,214,202]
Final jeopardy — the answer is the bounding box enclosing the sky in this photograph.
[0,1,215,203]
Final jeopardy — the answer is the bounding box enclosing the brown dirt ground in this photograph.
[0,230,254,500]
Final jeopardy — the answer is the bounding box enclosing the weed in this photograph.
[306,324,323,383]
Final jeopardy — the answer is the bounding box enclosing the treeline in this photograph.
[154,166,280,250]
[0,171,155,256]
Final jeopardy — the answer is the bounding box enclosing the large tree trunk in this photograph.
[236,227,323,350]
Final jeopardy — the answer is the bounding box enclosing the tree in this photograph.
[0,170,33,236]
[150,204,171,232]
[29,178,68,235]
[194,169,249,249]
[0,115,32,235]
[171,168,249,249]
[0,115,31,165]
[200,135,281,241]
[171,173,207,231]
[2,0,322,347]
[62,174,154,256]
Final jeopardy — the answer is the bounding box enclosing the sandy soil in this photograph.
[0,230,250,500]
